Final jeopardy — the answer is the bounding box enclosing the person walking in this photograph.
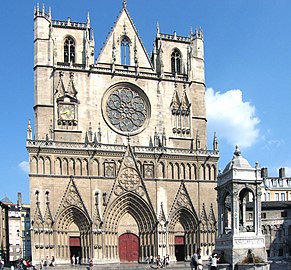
[209,252,218,270]
[89,258,93,270]
[190,248,201,270]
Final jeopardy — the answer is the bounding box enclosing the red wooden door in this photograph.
[119,233,139,262]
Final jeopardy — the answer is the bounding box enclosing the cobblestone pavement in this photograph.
[3,261,291,270]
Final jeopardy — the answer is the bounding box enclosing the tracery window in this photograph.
[121,36,130,65]
[64,37,75,63]
[171,49,181,74]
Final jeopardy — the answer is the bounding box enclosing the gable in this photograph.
[97,7,152,69]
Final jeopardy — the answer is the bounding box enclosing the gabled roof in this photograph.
[1,196,13,204]
[97,4,153,69]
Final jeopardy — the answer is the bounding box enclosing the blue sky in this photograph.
[1,0,291,203]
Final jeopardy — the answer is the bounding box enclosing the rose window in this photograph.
[105,85,149,134]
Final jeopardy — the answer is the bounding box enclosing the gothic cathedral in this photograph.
[27,2,219,264]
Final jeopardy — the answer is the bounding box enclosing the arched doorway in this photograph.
[168,207,199,261]
[104,193,156,262]
[55,206,91,263]
[119,233,139,262]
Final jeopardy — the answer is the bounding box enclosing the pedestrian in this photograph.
[44,256,49,267]
[209,252,219,270]
[164,255,169,267]
[156,255,163,268]
[49,256,55,266]
[197,258,203,270]
[190,248,201,270]
[89,258,93,270]
[150,255,153,264]
[40,260,44,270]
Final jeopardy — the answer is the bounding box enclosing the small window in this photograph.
[64,37,75,63]
[121,36,130,65]
[171,49,181,74]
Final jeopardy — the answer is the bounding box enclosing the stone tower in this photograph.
[27,3,219,264]
[216,146,268,269]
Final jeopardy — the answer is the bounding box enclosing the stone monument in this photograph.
[215,146,269,270]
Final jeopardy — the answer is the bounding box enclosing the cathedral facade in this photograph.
[27,3,219,264]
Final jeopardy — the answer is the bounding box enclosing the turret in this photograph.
[27,119,32,140]
[213,132,218,152]
[33,4,54,140]
[188,27,205,83]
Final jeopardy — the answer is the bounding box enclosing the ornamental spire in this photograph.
[122,0,127,9]
[213,131,218,152]
[27,119,32,140]
[86,12,91,28]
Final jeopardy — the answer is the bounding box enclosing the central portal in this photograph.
[118,233,139,262]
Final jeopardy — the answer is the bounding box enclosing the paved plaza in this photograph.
[4,260,291,270]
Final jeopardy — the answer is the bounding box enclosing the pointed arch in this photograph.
[55,205,92,262]
[104,192,156,232]
[157,162,165,179]
[75,159,82,176]
[192,164,197,180]
[62,158,69,175]
[82,159,89,176]
[174,163,180,179]
[55,205,91,232]
[205,164,211,180]
[31,156,38,174]
[171,48,182,74]
[38,157,44,174]
[186,163,191,180]
[168,163,174,179]
[121,35,131,65]
[64,36,76,63]
[69,158,75,176]
[168,207,199,261]
[181,163,186,180]
[55,158,62,175]
[92,159,100,176]
[211,164,217,180]
[200,164,205,180]
[103,192,156,261]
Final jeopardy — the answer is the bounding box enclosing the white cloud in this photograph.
[18,161,29,173]
[206,88,260,148]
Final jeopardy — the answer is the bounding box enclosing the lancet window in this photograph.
[64,37,75,63]
[171,49,181,74]
[121,36,130,65]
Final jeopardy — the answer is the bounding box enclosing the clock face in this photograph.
[59,104,75,120]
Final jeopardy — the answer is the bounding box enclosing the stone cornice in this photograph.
[26,139,219,160]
